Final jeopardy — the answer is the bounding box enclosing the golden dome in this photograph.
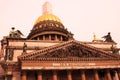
[34,13,62,25]
[27,2,74,40]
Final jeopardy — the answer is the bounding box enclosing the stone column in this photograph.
[21,71,27,80]
[114,71,119,80]
[94,70,99,80]
[38,71,42,80]
[55,35,58,41]
[117,70,120,80]
[12,75,16,80]
[81,70,86,80]
[67,70,72,80]
[43,35,45,40]
[53,70,57,80]
[37,37,39,40]
[49,34,51,40]
[60,36,63,41]
[106,70,112,80]
[12,72,21,80]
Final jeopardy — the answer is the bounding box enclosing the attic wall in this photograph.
[1,39,62,62]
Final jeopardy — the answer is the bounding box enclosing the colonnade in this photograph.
[21,69,120,80]
[36,34,64,41]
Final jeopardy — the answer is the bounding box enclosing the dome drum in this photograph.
[30,31,69,38]
[29,33,70,41]
[28,31,68,39]
[27,26,73,41]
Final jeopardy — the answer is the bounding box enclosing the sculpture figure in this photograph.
[102,32,114,42]
[23,43,27,53]
[9,27,23,38]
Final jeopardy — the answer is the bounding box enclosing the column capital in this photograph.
[22,71,26,74]
[38,71,42,73]
[67,70,72,73]
[81,70,86,74]
[52,70,57,73]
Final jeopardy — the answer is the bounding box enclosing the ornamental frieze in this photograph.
[36,44,103,58]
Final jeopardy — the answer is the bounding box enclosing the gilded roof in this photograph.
[34,13,62,25]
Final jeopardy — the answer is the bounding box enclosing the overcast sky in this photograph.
[0,0,120,46]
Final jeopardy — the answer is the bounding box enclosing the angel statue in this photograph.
[102,32,115,43]
[9,27,24,38]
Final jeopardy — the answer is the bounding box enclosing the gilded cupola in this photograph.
[27,2,74,41]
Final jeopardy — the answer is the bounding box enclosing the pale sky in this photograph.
[0,0,120,46]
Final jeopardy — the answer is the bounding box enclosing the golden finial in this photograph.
[42,2,52,14]
[93,33,97,41]
[92,33,103,42]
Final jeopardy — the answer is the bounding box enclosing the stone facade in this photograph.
[0,2,120,80]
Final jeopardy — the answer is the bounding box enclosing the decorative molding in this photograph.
[19,40,120,61]
[40,45,102,58]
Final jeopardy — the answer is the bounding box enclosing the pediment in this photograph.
[38,45,102,58]
[19,40,120,61]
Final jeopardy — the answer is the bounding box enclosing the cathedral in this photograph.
[0,2,120,80]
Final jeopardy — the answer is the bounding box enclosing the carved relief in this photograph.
[44,49,67,58]
[37,44,102,58]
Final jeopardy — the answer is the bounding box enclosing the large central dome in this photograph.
[27,2,74,41]
[35,13,62,25]
[34,2,62,26]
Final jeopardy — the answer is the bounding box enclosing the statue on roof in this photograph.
[102,32,115,43]
[23,43,27,53]
[9,27,24,38]
[9,27,15,37]
[22,43,27,53]
[15,30,24,37]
